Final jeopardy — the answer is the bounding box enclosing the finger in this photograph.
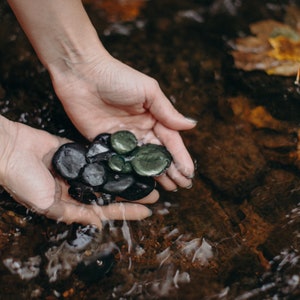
[117,189,159,204]
[146,86,197,131]
[45,199,103,228]
[166,163,193,188]
[154,123,195,178]
[94,202,152,221]
[46,197,153,228]
[155,173,178,191]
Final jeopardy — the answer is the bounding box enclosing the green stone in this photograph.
[108,154,125,172]
[110,130,138,154]
[131,144,172,177]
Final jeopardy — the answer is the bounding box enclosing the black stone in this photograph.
[100,173,135,195]
[67,224,99,251]
[86,134,112,163]
[75,252,115,283]
[119,176,156,200]
[110,130,138,154]
[81,162,107,188]
[68,182,97,204]
[52,143,87,180]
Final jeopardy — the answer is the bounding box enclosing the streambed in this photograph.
[0,1,299,299]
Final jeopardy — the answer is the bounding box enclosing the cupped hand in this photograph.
[0,116,155,228]
[51,54,197,191]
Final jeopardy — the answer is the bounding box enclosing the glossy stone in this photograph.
[68,182,97,204]
[110,130,138,154]
[81,162,107,187]
[52,143,87,180]
[108,154,125,172]
[86,134,112,163]
[131,144,173,176]
[100,173,135,195]
[119,176,156,200]
[75,252,115,283]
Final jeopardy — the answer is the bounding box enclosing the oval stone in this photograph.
[68,182,97,204]
[119,176,156,200]
[110,130,138,154]
[81,162,107,187]
[52,143,87,180]
[100,173,135,195]
[131,144,173,176]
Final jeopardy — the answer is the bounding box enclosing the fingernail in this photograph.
[185,183,193,189]
[185,117,198,124]
[187,173,195,179]
[172,188,178,192]
[147,209,153,217]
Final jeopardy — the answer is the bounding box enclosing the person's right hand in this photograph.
[0,116,156,228]
[51,54,197,192]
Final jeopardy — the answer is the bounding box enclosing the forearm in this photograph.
[7,0,109,74]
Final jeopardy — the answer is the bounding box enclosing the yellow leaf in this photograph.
[268,36,300,61]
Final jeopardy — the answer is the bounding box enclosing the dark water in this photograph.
[0,0,300,299]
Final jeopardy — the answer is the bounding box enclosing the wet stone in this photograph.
[93,132,111,146]
[108,154,125,172]
[67,224,98,251]
[86,133,112,163]
[52,143,87,180]
[75,252,115,283]
[101,173,135,195]
[68,182,97,204]
[119,176,156,200]
[110,130,138,154]
[131,144,173,177]
[81,162,107,187]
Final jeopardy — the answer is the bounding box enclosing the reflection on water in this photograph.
[0,0,300,299]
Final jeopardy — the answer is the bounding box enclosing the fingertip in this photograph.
[184,117,198,128]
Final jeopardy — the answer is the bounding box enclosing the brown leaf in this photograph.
[83,0,146,22]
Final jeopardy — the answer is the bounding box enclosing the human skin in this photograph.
[0,115,157,228]
[5,0,197,226]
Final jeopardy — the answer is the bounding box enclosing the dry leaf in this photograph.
[83,0,146,22]
[268,36,300,61]
[230,15,300,76]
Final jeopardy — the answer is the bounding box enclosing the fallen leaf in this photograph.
[230,15,300,76]
[83,0,146,22]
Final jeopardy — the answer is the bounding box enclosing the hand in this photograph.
[0,116,155,228]
[51,54,197,191]
[7,0,196,191]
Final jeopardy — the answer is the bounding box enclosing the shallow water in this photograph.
[0,0,300,299]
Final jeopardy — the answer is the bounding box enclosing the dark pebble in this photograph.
[100,173,135,195]
[86,134,112,163]
[119,176,156,200]
[52,143,87,180]
[68,182,97,204]
[81,162,107,188]
[75,252,115,283]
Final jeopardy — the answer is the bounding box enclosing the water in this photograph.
[0,0,300,299]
